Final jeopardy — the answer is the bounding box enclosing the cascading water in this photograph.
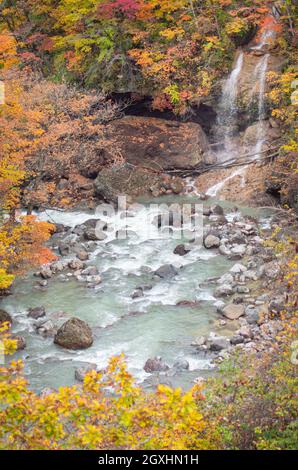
[207,52,245,196]
[252,54,270,160]
[207,46,271,197]
[215,52,244,160]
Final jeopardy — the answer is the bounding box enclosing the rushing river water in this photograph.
[0,193,273,392]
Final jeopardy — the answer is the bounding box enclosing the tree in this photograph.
[0,30,55,290]
[0,350,218,450]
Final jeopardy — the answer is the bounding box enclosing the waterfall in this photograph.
[216,51,244,160]
[252,54,269,160]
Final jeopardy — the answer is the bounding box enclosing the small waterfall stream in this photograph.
[207,50,270,197]
[215,52,244,160]
[252,54,270,159]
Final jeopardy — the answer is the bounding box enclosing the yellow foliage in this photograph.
[0,352,218,450]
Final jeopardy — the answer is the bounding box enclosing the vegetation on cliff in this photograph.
[0,1,296,113]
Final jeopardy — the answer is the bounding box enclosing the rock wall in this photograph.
[104,116,210,170]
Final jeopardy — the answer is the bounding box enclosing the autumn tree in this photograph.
[0,31,55,290]
[1,1,285,112]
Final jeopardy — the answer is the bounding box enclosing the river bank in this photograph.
[1,192,295,393]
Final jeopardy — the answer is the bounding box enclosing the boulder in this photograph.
[77,250,89,261]
[68,259,85,270]
[208,337,230,351]
[50,260,67,273]
[210,204,224,215]
[238,325,252,338]
[173,244,190,256]
[0,309,12,326]
[203,207,212,216]
[131,288,144,299]
[217,273,234,285]
[230,263,247,274]
[173,359,190,371]
[154,264,178,279]
[191,336,206,347]
[84,227,107,241]
[82,266,99,276]
[11,335,26,350]
[222,304,245,320]
[54,318,93,350]
[230,335,245,345]
[40,266,52,279]
[35,319,57,338]
[214,300,225,314]
[58,242,71,257]
[236,285,250,294]
[214,284,234,298]
[54,223,69,234]
[94,164,163,203]
[204,234,220,249]
[144,357,169,373]
[243,121,281,147]
[105,116,209,170]
[245,306,260,324]
[219,244,231,256]
[86,275,102,286]
[230,245,247,257]
[28,306,46,319]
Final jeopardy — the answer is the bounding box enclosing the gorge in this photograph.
[0,0,297,451]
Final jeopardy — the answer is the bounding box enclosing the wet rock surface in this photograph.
[2,192,292,392]
[54,318,93,350]
[144,357,170,373]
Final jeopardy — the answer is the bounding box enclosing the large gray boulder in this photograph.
[28,306,46,319]
[105,116,209,170]
[204,234,220,249]
[54,318,93,350]
[94,164,163,203]
[154,264,178,279]
[144,357,169,373]
[222,304,245,320]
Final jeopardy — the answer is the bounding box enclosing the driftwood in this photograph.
[164,145,281,178]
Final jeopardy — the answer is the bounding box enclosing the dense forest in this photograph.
[0,0,297,451]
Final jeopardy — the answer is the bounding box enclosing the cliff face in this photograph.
[3,4,293,210]
[104,116,210,170]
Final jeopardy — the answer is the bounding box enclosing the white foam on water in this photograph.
[33,209,99,228]
[186,356,215,372]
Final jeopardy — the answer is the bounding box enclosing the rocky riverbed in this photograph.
[0,192,289,392]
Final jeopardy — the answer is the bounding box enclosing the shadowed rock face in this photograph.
[236,53,285,109]
[104,116,209,170]
[94,165,165,203]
